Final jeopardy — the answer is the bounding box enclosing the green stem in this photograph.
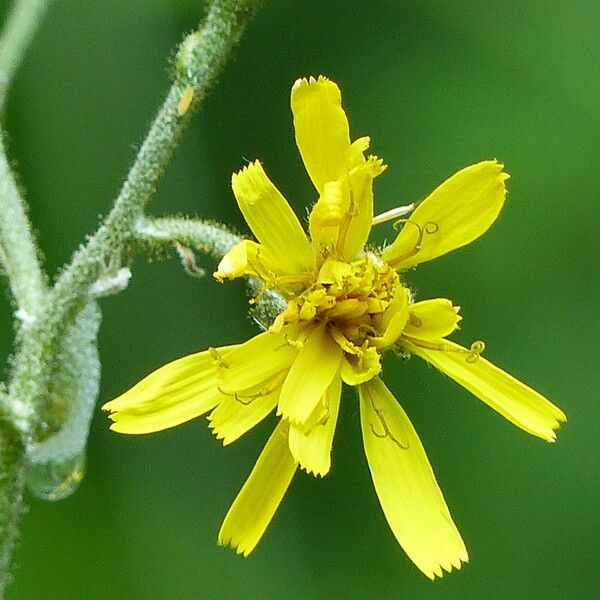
[0,134,48,320]
[9,0,263,433]
[0,1,51,595]
[0,420,25,598]
[134,216,242,258]
[134,215,286,328]
[0,0,50,318]
[0,1,263,592]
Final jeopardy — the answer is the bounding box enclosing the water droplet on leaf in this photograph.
[26,451,85,501]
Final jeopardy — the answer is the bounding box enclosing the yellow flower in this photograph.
[103,76,566,580]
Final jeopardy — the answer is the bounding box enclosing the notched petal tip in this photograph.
[230,159,314,274]
[405,338,566,442]
[232,159,258,179]
[292,74,333,90]
[299,463,328,478]
[291,74,352,193]
[217,534,252,558]
[424,551,469,580]
[207,419,230,446]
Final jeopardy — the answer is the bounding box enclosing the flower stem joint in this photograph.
[103,76,566,580]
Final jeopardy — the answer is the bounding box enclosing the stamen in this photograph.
[233,392,254,406]
[246,246,274,283]
[329,326,361,355]
[282,333,305,349]
[335,170,356,256]
[218,371,287,405]
[402,335,486,363]
[466,340,485,363]
[392,217,408,231]
[424,221,439,234]
[401,336,455,352]
[367,389,408,450]
[386,220,440,268]
[303,398,331,436]
[372,203,416,225]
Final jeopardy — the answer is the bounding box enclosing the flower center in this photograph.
[271,253,405,349]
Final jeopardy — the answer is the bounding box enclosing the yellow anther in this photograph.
[269,255,402,350]
[329,327,362,355]
[326,298,359,319]
[367,297,385,314]
[299,302,317,321]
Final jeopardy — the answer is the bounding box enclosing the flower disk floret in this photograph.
[103,75,566,581]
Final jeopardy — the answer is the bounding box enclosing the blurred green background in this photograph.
[1,0,599,598]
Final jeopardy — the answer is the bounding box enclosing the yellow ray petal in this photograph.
[308,179,344,252]
[215,239,280,282]
[338,156,386,260]
[102,346,237,434]
[291,76,356,192]
[359,378,468,579]
[382,161,509,269]
[404,339,566,441]
[403,298,462,341]
[371,286,410,349]
[340,347,381,385]
[208,382,280,446]
[288,375,342,476]
[231,161,314,274]
[218,329,299,395]
[308,159,387,261]
[278,324,343,424]
[218,420,297,556]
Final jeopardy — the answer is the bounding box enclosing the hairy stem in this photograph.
[0,134,48,320]
[135,216,242,258]
[0,1,52,594]
[0,0,50,318]
[9,0,263,432]
[0,0,262,592]
[134,215,286,328]
[0,421,25,597]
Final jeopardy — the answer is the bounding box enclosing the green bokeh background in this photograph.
[1,1,599,598]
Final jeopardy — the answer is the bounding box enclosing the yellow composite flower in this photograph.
[103,76,566,580]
